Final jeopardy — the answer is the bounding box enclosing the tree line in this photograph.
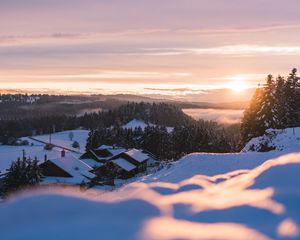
[86,123,239,160]
[241,68,300,143]
[0,102,194,144]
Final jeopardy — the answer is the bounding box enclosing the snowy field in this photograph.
[23,129,90,153]
[0,130,88,174]
[0,128,300,239]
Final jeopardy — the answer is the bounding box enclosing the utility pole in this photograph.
[22,149,26,160]
[49,126,52,145]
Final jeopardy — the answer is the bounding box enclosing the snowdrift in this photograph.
[1,153,300,240]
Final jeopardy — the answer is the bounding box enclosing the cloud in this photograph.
[141,45,300,57]
[144,88,207,94]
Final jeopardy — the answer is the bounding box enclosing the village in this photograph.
[0,129,159,188]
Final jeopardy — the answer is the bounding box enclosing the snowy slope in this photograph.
[23,129,89,153]
[122,119,152,130]
[243,128,300,153]
[1,153,300,239]
[0,130,88,174]
[138,151,288,183]
[122,119,174,132]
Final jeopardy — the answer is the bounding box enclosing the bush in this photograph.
[72,141,80,149]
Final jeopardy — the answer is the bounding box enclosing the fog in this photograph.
[183,108,244,124]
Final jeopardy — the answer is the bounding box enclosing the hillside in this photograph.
[0,128,300,239]
[242,128,300,153]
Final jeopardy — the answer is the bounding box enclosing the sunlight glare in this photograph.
[228,77,248,92]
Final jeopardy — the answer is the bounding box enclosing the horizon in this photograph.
[1,1,300,102]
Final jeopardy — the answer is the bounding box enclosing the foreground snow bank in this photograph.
[1,153,300,240]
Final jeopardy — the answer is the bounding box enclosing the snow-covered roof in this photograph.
[47,154,96,182]
[95,145,114,150]
[94,145,126,160]
[112,158,136,172]
[125,149,149,163]
[83,159,104,169]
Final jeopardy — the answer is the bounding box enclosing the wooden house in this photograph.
[40,150,96,184]
[80,145,125,167]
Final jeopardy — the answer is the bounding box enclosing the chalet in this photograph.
[101,148,157,179]
[111,149,155,171]
[80,145,125,167]
[40,150,96,184]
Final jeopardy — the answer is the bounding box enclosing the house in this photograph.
[80,145,125,167]
[110,148,155,171]
[39,150,96,185]
[99,148,157,179]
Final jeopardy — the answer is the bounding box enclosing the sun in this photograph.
[228,77,248,92]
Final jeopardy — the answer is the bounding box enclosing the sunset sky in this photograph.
[1,0,300,102]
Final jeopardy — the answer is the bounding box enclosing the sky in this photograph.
[1,0,300,102]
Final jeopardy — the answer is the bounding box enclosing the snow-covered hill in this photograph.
[122,119,174,132]
[122,119,152,130]
[1,127,300,239]
[243,128,300,153]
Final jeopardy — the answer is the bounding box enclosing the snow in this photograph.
[92,145,126,161]
[23,129,90,154]
[0,129,90,174]
[113,158,137,172]
[1,153,300,239]
[0,145,63,174]
[47,154,96,183]
[122,119,151,130]
[125,149,149,163]
[82,159,103,168]
[122,119,174,133]
[104,147,126,158]
[243,128,300,153]
[1,127,300,239]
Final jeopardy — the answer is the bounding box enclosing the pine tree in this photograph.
[285,68,299,127]
[241,87,264,143]
[241,69,300,145]
[274,75,286,128]
[258,75,276,129]
[2,158,42,196]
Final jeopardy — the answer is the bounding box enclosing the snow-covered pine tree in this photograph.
[285,68,300,127]
[257,74,276,129]
[273,75,287,128]
[2,158,42,196]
